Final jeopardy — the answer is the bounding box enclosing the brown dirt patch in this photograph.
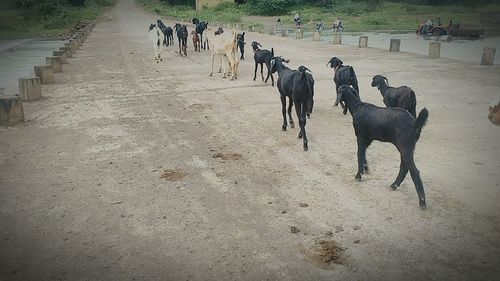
[301,238,346,269]
[160,168,188,181]
[212,152,242,160]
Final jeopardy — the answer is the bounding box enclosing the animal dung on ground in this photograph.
[301,238,346,268]
[290,226,301,233]
[160,168,188,181]
[299,202,309,207]
[212,152,242,160]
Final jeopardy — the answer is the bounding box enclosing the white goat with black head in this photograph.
[148,23,164,63]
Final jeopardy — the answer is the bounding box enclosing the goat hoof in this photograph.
[282,125,287,131]
[298,132,302,139]
[355,174,362,181]
[289,123,294,129]
[419,200,427,210]
[303,143,308,151]
[390,183,399,190]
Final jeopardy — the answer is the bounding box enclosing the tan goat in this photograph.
[206,30,239,80]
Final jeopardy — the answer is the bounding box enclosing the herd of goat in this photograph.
[148,18,433,209]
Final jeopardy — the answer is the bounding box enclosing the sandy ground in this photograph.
[1,0,500,280]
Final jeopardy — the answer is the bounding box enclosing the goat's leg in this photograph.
[253,62,258,81]
[260,64,265,81]
[264,68,274,86]
[295,102,308,151]
[403,153,427,209]
[355,138,366,181]
[209,54,214,76]
[391,154,408,190]
[219,56,223,74]
[281,95,288,131]
[287,96,294,128]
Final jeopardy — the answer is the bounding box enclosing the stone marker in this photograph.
[296,29,304,39]
[0,96,24,126]
[313,31,321,41]
[429,42,441,58]
[281,28,288,37]
[333,33,342,45]
[359,36,368,48]
[18,77,42,101]
[46,56,62,73]
[390,39,401,52]
[53,50,67,64]
[481,47,496,66]
[64,43,75,55]
[34,65,54,84]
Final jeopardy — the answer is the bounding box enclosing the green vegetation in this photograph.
[0,0,116,39]
[138,0,499,32]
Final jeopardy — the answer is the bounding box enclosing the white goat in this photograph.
[148,24,164,63]
[206,30,239,80]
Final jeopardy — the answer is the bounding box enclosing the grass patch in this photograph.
[0,0,116,39]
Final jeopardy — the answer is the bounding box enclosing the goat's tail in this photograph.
[415,108,429,141]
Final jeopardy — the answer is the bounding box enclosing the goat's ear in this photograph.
[242,32,245,36]
[271,48,274,56]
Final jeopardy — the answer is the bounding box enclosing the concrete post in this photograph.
[53,50,67,64]
[313,31,321,41]
[46,56,62,73]
[70,39,79,50]
[281,28,288,37]
[61,46,72,58]
[333,33,342,45]
[390,39,401,52]
[0,96,24,126]
[429,42,441,58]
[64,43,75,55]
[296,29,304,39]
[358,36,368,48]
[481,47,496,66]
[18,77,42,101]
[34,65,54,84]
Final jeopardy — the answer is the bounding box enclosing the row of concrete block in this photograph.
[271,28,496,66]
[0,22,96,126]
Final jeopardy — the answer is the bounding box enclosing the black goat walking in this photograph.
[252,42,275,86]
[237,32,245,60]
[371,75,417,118]
[271,57,315,151]
[334,85,429,209]
[174,23,188,56]
[195,21,208,50]
[327,57,359,114]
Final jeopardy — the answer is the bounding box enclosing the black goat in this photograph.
[195,21,208,50]
[192,17,199,25]
[334,85,429,209]
[252,42,275,86]
[156,20,168,46]
[251,41,262,51]
[174,23,188,56]
[371,75,417,118]
[237,32,245,60]
[327,57,359,114]
[271,57,315,151]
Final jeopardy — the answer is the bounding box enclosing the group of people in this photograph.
[277,12,344,32]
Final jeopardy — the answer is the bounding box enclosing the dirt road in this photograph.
[1,0,500,280]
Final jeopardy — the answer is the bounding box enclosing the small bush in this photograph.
[246,0,290,16]
[361,14,388,26]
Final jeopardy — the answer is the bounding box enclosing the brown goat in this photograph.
[191,31,200,52]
